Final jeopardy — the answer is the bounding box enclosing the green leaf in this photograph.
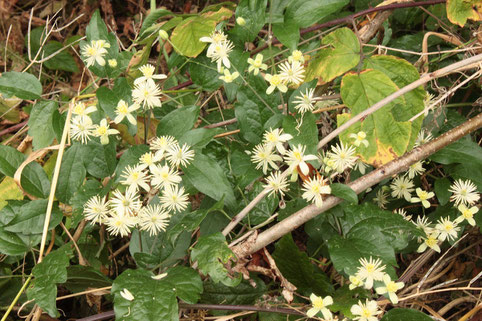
[28,101,58,150]
[244,181,278,226]
[179,128,221,149]
[191,232,241,287]
[56,144,88,203]
[272,234,334,296]
[0,72,42,100]
[381,308,432,321]
[157,105,200,139]
[42,41,79,73]
[183,153,236,209]
[3,199,62,234]
[430,138,482,167]
[96,78,132,120]
[85,140,117,179]
[0,146,50,198]
[338,69,412,167]
[85,9,109,41]
[70,179,103,215]
[229,0,267,43]
[162,266,203,304]
[434,177,452,206]
[64,265,112,293]
[140,9,173,36]
[272,22,299,50]
[115,145,150,183]
[111,269,179,321]
[446,0,481,27]
[0,96,21,122]
[306,27,360,82]
[330,285,370,318]
[189,56,222,91]
[0,228,29,255]
[27,245,73,317]
[235,98,263,144]
[283,112,319,155]
[330,183,358,204]
[285,0,349,28]
[170,17,216,57]
[201,276,266,305]
[363,55,424,149]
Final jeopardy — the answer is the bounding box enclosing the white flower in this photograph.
[114,100,139,125]
[251,144,283,174]
[206,39,234,72]
[326,143,357,173]
[288,50,305,64]
[410,188,434,208]
[279,61,305,85]
[455,204,478,226]
[138,152,160,171]
[81,40,108,67]
[302,177,331,208]
[120,288,134,301]
[375,274,404,304]
[160,185,189,213]
[415,216,433,236]
[166,143,195,167]
[120,165,151,192]
[110,189,142,216]
[306,294,333,319]
[105,213,137,237]
[264,73,287,94]
[390,176,414,202]
[263,128,293,154]
[448,179,480,206]
[373,189,389,209]
[219,69,239,83]
[70,115,94,144]
[200,30,228,46]
[414,129,433,147]
[264,171,289,197]
[406,161,425,179]
[132,81,163,109]
[293,88,318,114]
[138,204,171,236]
[150,164,182,190]
[284,144,318,176]
[350,299,381,321]
[73,102,97,117]
[150,135,176,159]
[356,257,386,289]
[354,158,368,175]
[83,195,109,224]
[435,217,460,241]
[394,208,412,221]
[134,64,167,87]
[417,233,441,253]
[349,275,364,290]
[93,119,119,145]
[247,54,267,75]
[349,131,369,148]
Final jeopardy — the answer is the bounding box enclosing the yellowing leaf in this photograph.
[446,0,481,27]
[338,70,412,167]
[201,7,233,21]
[305,28,360,82]
[170,17,217,57]
[0,177,24,210]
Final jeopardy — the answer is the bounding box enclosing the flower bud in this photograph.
[108,59,118,68]
[158,30,169,40]
[236,17,246,26]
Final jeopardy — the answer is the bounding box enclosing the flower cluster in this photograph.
[71,61,167,145]
[264,51,305,94]
[83,136,194,237]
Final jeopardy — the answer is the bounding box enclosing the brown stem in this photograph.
[233,112,482,258]
[0,120,28,137]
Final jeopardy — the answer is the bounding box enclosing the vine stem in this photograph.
[222,53,482,238]
[232,112,482,257]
